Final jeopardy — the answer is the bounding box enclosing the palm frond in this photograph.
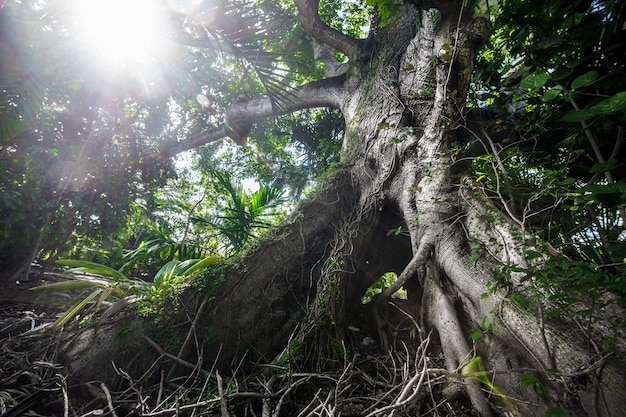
[209,0,299,113]
[193,170,286,252]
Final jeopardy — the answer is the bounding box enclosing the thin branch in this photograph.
[100,383,118,417]
[571,99,626,229]
[381,239,433,298]
[167,294,211,380]
[144,336,212,378]
[216,372,231,417]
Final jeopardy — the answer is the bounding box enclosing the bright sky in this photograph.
[65,0,180,98]
[71,0,171,66]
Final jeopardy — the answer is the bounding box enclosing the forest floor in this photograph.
[0,272,84,416]
[0,273,70,338]
[0,272,484,417]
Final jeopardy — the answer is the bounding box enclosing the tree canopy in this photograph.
[2,0,624,279]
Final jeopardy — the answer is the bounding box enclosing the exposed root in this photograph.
[1,297,497,417]
[424,263,493,417]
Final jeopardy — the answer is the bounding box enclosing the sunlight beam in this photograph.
[70,0,172,67]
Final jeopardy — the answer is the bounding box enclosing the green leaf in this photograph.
[589,159,620,174]
[550,69,570,81]
[51,288,102,328]
[177,256,221,277]
[556,177,576,186]
[591,91,626,116]
[563,92,626,122]
[534,382,549,396]
[575,181,626,206]
[153,260,181,288]
[56,259,127,281]
[30,280,106,292]
[511,295,527,307]
[520,72,550,90]
[542,85,562,102]
[562,107,595,122]
[546,407,566,417]
[546,309,562,318]
[520,373,540,387]
[468,254,481,263]
[469,328,482,341]
[571,71,598,89]
[524,249,542,260]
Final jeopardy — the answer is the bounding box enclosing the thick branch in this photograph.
[224,76,345,122]
[162,76,345,157]
[292,0,362,60]
[163,125,229,157]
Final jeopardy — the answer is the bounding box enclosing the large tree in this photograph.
[5,0,626,416]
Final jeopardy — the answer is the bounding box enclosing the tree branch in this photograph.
[162,76,346,156]
[292,0,362,60]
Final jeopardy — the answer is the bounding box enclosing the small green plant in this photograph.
[274,339,304,372]
[144,256,221,302]
[490,254,626,348]
[469,315,494,341]
[32,256,221,328]
[468,243,484,264]
[31,259,135,328]
[361,271,406,303]
[461,356,504,398]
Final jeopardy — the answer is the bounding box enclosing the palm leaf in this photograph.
[51,288,102,329]
[95,286,117,312]
[56,259,127,281]
[153,260,181,289]
[183,256,222,275]
[99,295,145,322]
[210,1,298,112]
[30,279,107,292]
[173,256,222,277]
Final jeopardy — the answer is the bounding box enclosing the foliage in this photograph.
[0,0,178,279]
[192,169,287,254]
[361,271,407,303]
[147,256,221,301]
[469,0,626,314]
[30,260,136,328]
[31,255,220,328]
[497,254,626,347]
[363,0,400,27]
[4,0,626,415]
[0,0,348,277]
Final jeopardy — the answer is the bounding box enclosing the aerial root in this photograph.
[425,268,493,417]
[374,238,434,350]
[381,238,434,299]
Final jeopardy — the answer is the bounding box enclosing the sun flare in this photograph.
[71,0,171,67]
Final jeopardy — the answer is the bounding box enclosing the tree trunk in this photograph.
[63,4,626,417]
